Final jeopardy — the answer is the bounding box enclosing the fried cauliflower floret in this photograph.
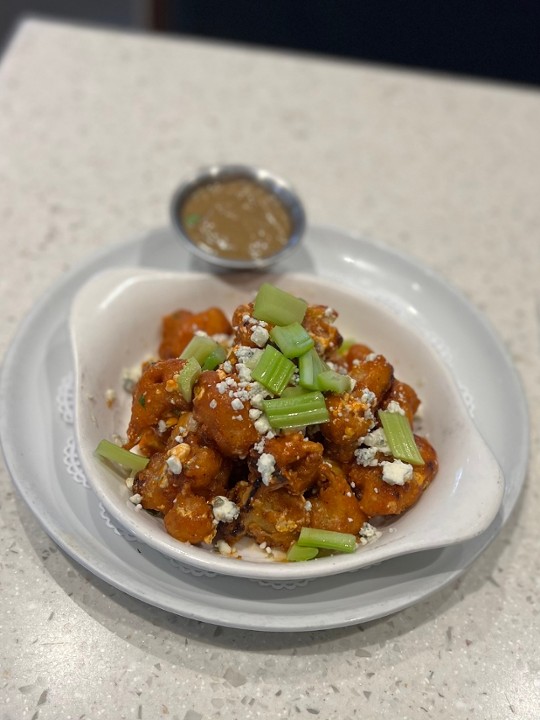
[349,435,438,517]
[164,490,215,544]
[240,485,310,550]
[321,353,394,462]
[159,307,232,359]
[125,359,190,450]
[302,305,342,357]
[231,302,273,348]
[380,379,420,426]
[252,432,324,495]
[192,370,259,459]
[309,460,367,534]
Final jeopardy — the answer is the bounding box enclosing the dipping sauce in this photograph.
[180,178,293,261]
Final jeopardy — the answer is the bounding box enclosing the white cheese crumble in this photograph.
[360,388,377,406]
[209,399,217,409]
[129,493,142,505]
[361,427,391,454]
[249,408,262,420]
[354,446,379,467]
[250,325,270,348]
[257,453,276,485]
[216,539,235,556]
[166,456,183,474]
[237,364,252,382]
[381,459,413,485]
[222,360,233,373]
[157,419,167,433]
[359,522,381,545]
[211,496,240,523]
[304,500,313,511]
[254,415,272,434]
[231,398,244,411]
[385,400,405,415]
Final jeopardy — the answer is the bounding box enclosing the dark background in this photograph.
[1,0,540,87]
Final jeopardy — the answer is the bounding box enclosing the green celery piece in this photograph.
[262,391,329,429]
[95,439,149,472]
[251,345,295,395]
[176,357,202,402]
[297,527,357,553]
[298,347,329,390]
[287,543,319,562]
[180,335,219,365]
[317,369,353,394]
[201,344,227,371]
[253,283,308,325]
[281,385,311,398]
[378,409,425,465]
[269,322,314,358]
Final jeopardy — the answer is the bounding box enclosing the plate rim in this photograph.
[0,224,530,631]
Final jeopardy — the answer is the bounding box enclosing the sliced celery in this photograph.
[281,385,311,398]
[180,335,219,365]
[251,345,295,395]
[317,369,352,394]
[96,439,149,472]
[176,357,202,402]
[201,344,227,371]
[287,543,319,562]
[298,348,328,390]
[378,409,425,466]
[252,283,308,325]
[269,322,314,358]
[262,391,329,429]
[297,527,357,553]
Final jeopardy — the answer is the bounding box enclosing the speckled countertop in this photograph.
[1,18,539,720]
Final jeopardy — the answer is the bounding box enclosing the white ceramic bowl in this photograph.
[70,268,504,581]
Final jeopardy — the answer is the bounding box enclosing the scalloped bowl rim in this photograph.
[70,268,504,581]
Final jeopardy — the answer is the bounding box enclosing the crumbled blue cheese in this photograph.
[237,364,252,382]
[304,500,313,511]
[359,522,381,545]
[254,414,272,435]
[360,388,377,406]
[216,539,235,556]
[129,493,142,505]
[385,400,405,415]
[157,419,167,433]
[365,353,379,362]
[361,427,390,454]
[222,360,233,373]
[166,456,183,474]
[250,325,270,348]
[231,398,244,411]
[257,453,276,485]
[249,408,262,420]
[211,496,240,523]
[381,459,413,485]
[209,399,217,409]
[354,447,379,467]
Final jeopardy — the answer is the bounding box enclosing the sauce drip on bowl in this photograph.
[180,178,293,261]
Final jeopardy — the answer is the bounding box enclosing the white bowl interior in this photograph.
[70,268,504,580]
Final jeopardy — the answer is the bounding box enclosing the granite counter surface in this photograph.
[0,18,539,720]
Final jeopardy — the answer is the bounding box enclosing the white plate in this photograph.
[0,226,529,631]
[71,268,503,580]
